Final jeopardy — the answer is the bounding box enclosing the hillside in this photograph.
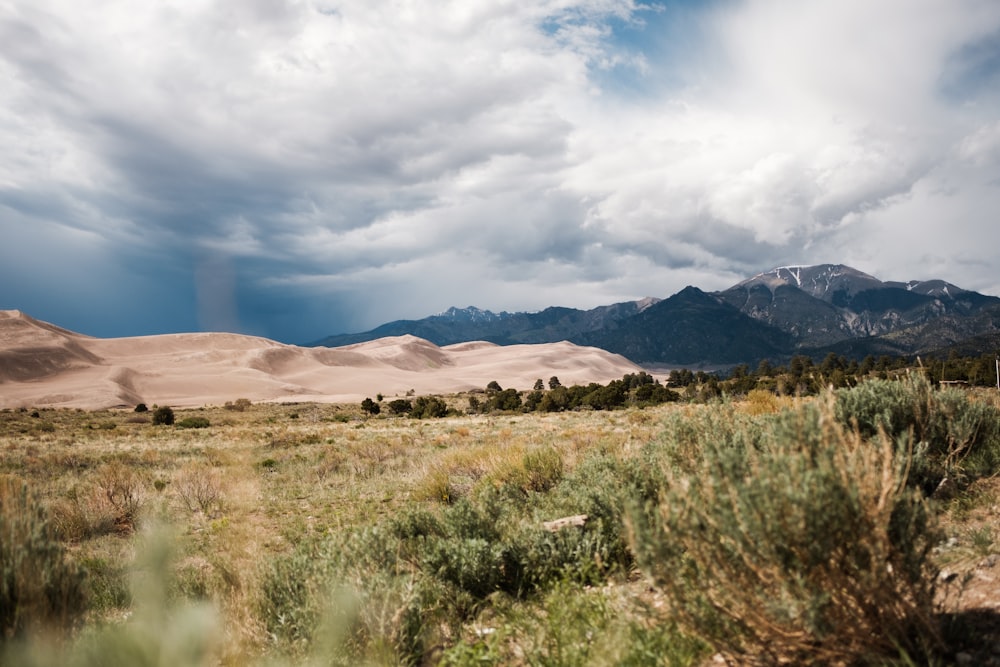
[0,311,641,410]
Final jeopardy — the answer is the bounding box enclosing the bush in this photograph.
[174,466,225,517]
[630,398,943,664]
[0,475,87,640]
[133,403,148,413]
[411,396,447,419]
[360,397,380,416]
[487,388,522,412]
[224,398,251,412]
[387,399,412,415]
[94,462,145,533]
[176,417,210,429]
[151,406,174,426]
[836,373,1000,492]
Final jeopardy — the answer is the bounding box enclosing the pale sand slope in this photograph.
[0,310,644,409]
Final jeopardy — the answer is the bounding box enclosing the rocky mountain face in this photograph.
[309,265,1000,366]
[718,265,1000,352]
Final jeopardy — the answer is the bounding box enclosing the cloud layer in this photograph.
[2,0,999,342]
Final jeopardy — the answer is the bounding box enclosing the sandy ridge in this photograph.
[0,310,644,409]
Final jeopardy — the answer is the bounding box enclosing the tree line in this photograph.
[360,351,1000,418]
[360,372,680,418]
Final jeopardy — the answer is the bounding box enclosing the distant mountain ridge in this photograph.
[311,298,662,348]
[309,264,1000,366]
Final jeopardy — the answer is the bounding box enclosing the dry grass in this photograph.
[2,390,997,665]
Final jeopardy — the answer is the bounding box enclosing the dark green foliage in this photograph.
[175,417,210,429]
[360,398,380,415]
[133,403,148,413]
[581,380,627,410]
[387,399,412,415]
[411,396,447,419]
[151,406,174,426]
[486,388,521,412]
[538,386,570,412]
[0,476,87,640]
[522,390,544,412]
[486,381,502,393]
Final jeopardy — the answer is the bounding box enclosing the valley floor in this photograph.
[2,388,1000,665]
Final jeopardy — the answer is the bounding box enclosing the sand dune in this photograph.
[0,310,645,409]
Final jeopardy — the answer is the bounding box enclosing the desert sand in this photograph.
[0,310,645,409]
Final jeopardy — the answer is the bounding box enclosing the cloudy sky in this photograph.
[3,0,1000,343]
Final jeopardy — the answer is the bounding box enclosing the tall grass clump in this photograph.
[836,373,1000,492]
[630,398,943,665]
[0,475,87,640]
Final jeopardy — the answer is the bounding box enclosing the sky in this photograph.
[2,0,1000,344]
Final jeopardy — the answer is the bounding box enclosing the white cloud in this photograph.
[2,0,1000,339]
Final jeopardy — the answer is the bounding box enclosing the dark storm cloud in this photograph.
[3,0,1000,341]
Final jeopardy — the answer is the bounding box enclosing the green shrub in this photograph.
[387,399,412,415]
[175,417,210,430]
[0,475,87,640]
[411,396,447,419]
[487,388,521,412]
[630,399,943,664]
[836,373,1000,492]
[151,406,174,426]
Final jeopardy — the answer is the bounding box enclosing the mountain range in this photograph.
[309,265,1000,366]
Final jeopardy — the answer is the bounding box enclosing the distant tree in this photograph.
[411,396,448,418]
[523,389,545,412]
[360,397,380,415]
[533,378,545,391]
[668,369,695,387]
[548,376,561,390]
[539,386,570,412]
[152,406,174,426]
[486,380,503,393]
[387,399,412,415]
[376,393,384,402]
[134,403,148,413]
[488,388,522,412]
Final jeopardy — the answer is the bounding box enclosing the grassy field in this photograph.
[2,378,1000,665]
